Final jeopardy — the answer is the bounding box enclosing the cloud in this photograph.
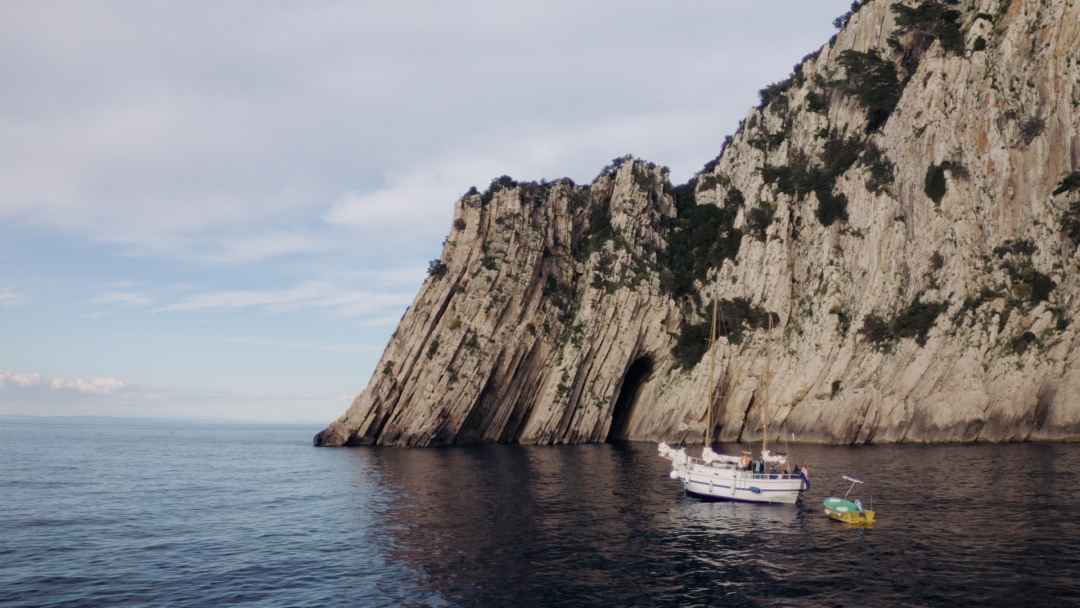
[0,369,123,393]
[0,371,43,388]
[89,292,152,306]
[217,232,331,263]
[153,280,414,317]
[50,377,125,394]
[190,335,378,354]
[356,315,406,328]
[323,157,500,236]
[325,184,457,232]
[0,288,24,306]
[0,0,849,261]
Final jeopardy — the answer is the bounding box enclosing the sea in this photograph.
[2,419,1078,607]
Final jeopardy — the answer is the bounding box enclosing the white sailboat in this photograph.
[658,301,809,504]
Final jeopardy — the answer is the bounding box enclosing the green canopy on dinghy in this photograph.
[823,497,863,513]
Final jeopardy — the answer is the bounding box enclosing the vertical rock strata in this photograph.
[318,0,1080,447]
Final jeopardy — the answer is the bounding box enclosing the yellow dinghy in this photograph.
[823,476,875,526]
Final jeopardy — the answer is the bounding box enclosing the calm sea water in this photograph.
[2,420,1078,607]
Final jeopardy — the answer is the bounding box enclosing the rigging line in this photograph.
[711,297,734,447]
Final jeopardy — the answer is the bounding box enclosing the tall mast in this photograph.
[705,298,718,447]
[763,314,771,454]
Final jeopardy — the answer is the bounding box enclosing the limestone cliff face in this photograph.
[317,0,1080,447]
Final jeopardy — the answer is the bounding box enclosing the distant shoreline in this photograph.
[0,414,327,426]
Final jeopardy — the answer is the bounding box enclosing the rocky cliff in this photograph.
[317,0,1080,447]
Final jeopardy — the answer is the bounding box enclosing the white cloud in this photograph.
[152,280,414,317]
[50,377,125,394]
[0,369,123,393]
[325,265,429,290]
[217,232,331,263]
[0,0,850,260]
[0,371,43,388]
[0,288,24,306]
[324,157,499,235]
[89,292,152,306]
[356,315,406,328]
[190,335,378,354]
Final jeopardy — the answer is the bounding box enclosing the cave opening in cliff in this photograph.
[607,355,654,442]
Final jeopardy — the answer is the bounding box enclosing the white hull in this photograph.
[679,461,805,504]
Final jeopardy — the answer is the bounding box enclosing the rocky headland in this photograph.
[317,0,1080,447]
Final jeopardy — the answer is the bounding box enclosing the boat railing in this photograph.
[687,458,801,480]
[752,473,801,480]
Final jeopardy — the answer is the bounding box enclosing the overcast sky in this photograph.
[0,0,852,423]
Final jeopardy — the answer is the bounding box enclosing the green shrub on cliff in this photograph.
[1012,331,1038,355]
[671,180,697,214]
[925,163,947,204]
[480,175,518,205]
[1000,258,1055,305]
[1053,172,1080,195]
[1060,201,1080,243]
[1054,174,1080,242]
[427,259,448,278]
[860,292,949,348]
[891,1,965,69]
[830,305,852,336]
[1019,118,1045,146]
[862,142,895,194]
[892,296,949,346]
[632,164,653,189]
[816,192,850,227]
[659,192,742,298]
[805,90,830,114]
[992,238,1036,258]
[761,132,862,227]
[1049,173,1075,242]
[758,79,795,111]
[832,1,866,30]
[671,320,711,369]
[671,298,774,368]
[724,187,745,209]
[835,50,903,132]
[745,204,776,241]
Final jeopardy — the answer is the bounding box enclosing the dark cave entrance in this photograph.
[607,355,654,442]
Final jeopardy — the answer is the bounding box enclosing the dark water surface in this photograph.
[2,420,1078,607]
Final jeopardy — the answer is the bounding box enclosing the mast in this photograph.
[763,314,771,454]
[705,298,718,447]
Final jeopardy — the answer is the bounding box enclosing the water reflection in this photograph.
[347,441,1080,607]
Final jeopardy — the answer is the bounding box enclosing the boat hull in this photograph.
[825,508,876,525]
[679,462,806,505]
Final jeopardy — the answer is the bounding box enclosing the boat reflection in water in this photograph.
[673,490,801,534]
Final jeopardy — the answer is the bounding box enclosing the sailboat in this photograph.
[658,300,809,504]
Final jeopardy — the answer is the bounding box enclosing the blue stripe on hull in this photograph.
[684,480,803,493]
[684,489,797,504]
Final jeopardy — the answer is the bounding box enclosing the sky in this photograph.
[0,0,853,423]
